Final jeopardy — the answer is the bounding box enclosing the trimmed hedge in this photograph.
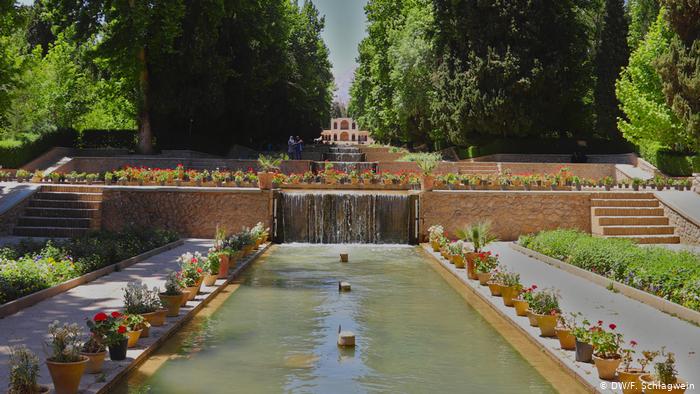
[519,229,700,312]
[457,138,636,159]
[638,142,699,176]
[0,128,77,168]
[77,129,137,150]
[0,227,179,304]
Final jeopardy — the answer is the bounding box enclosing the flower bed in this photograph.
[1,164,693,191]
[518,229,700,312]
[0,227,179,304]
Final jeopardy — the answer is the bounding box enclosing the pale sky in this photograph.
[16,0,368,102]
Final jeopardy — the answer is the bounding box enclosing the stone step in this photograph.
[604,235,681,244]
[591,199,659,208]
[29,199,101,209]
[24,207,100,219]
[13,226,90,238]
[35,192,103,202]
[589,192,656,200]
[596,216,669,226]
[592,207,665,216]
[17,216,91,228]
[40,185,104,193]
[601,225,676,236]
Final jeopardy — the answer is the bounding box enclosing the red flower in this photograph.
[111,311,123,318]
[597,320,603,326]
[117,325,127,334]
[630,340,638,347]
[197,267,203,273]
[531,284,538,290]
[94,312,108,322]
[609,323,616,330]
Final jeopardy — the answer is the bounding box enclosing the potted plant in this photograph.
[590,322,624,380]
[457,222,498,280]
[572,319,595,363]
[640,348,688,394]
[487,269,504,297]
[528,288,560,337]
[555,312,578,351]
[617,342,656,394]
[45,321,88,394]
[159,272,185,317]
[602,176,615,191]
[123,314,146,348]
[123,281,166,336]
[8,345,48,394]
[571,176,582,191]
[653,175,667,191]
[204,251,221,286]
[513,284,536,317]
[80,336,106,374]
[499,270,521,307]
[417,156,439,191]
[178,251,205,300]
[257,154,285,189]
[449,241,466,268]
[474,251,499,286]
[428,225,444,251]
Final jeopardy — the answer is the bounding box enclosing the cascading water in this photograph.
[277,191,413,244]
[322,146,366,162]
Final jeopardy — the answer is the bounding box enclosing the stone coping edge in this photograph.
[0,239,185,319]
[653,192,700,229]
[419,244,596,393]
[510,242,700,326]
[0,186,38,216]
[95,242,272,394]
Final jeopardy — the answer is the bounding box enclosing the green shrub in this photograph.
[520,230,700,311]
[0,128,78,168]
[638,142,699,176]
[397,152,442,162]
[77,129,137,150]
[0,227,179,304]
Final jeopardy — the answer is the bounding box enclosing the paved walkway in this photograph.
[0,181,38,215]
[0,239,213,391]
[427,243,700,392]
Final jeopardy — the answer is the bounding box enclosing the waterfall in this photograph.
[322,146,366,162]
[278,192,412,244]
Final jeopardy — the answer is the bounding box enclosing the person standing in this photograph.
[288,136,296,159]
[295,136,304,160]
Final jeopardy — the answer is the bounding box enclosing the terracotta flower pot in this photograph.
[186,286,199,301]
[513,299,529,316]
[80,351,107,374]
[159,293,183,317]
[526,310,539,327]
[257,172,274,190]
[145,309,167,327]
[141,324,150,338]
[593,355,622,380]
[575,340,593,363]
[108,337,128,361]
[431,240,440,252]
[126,330,142,348]
[452,254,465,269]
[420,175,434,191]
[204,273,218,286]
[46,356,88,394]
[617,369,644,394]
[501,286,519,307]
[640,374,687,394]
[487,282,502,296]
[465,253,479,280]
[180,290,191,306]
[476,271,491,286]
[534,313,557,337]
[555,327,576,350]
[218,254,230,279]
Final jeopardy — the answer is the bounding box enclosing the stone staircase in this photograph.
[13,185,103,238]
[591,192,680,244]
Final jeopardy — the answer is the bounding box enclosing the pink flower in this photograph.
[630,340,638,347]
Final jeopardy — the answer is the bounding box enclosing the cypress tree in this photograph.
[594,0,630,140]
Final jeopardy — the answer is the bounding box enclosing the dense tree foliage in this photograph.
[0,0,333,154]
[593,0,629,139]
[350,0,629,149]
[627,0,661,49]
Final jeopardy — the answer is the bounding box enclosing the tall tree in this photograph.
[654,0,700,151]
[0,0,21,128]
[44,0,186,153]
[627,0,661,49]
[593,0,629,139]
